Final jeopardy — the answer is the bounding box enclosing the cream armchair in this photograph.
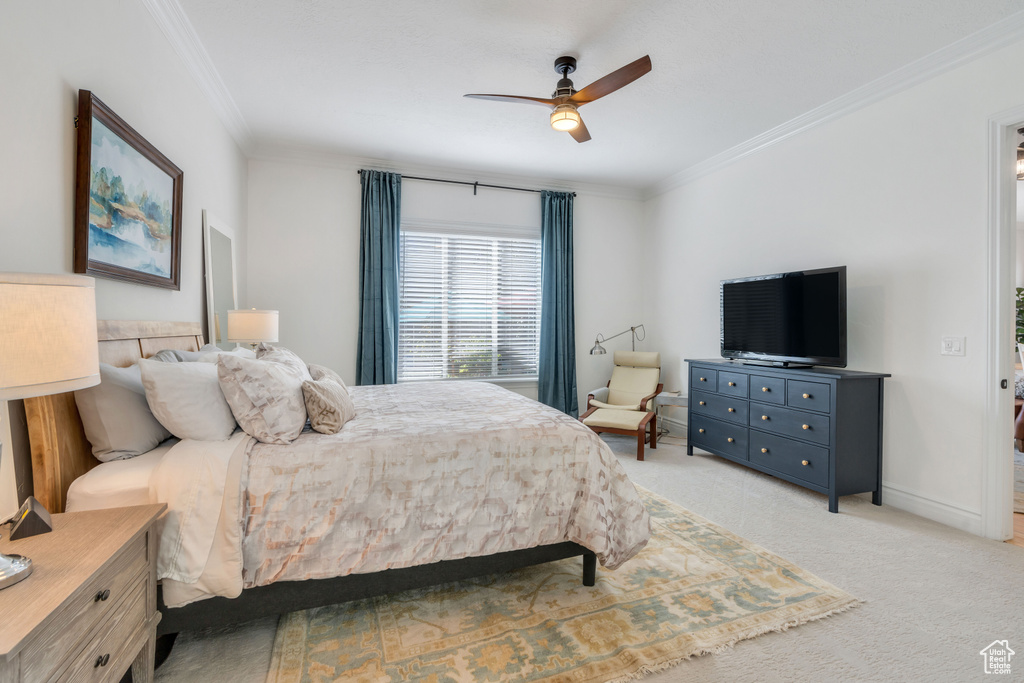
[580,351,663,461]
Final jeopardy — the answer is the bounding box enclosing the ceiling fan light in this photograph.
[550,104,580,132]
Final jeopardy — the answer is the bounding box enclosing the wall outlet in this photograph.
[941,335,965,356]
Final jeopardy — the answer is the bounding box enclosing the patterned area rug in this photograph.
[266,487,860,682]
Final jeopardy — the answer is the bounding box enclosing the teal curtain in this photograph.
[356,170,401,385]
[538,190,578,417]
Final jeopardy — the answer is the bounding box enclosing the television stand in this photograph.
[685,359,889,513]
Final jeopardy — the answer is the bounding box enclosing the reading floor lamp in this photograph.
[0,273,99,589]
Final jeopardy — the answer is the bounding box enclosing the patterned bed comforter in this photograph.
[241,381,650,588]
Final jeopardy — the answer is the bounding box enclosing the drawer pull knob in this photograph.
[761,448,768,453]
[802,424,810,430]
[728,407,735,412]
[802,460,810,466]
[699,377,706,382]
[761,387,768,392]
[728,381,736,386]
[803,393,810,399]
[761,415,768,421]
[698,428,705,434]
[699,401,706,406]
[727,437,734,443]
[95,654,110,668]
[95,589,110,602]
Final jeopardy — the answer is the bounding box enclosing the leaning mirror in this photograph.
[203,210,237,351]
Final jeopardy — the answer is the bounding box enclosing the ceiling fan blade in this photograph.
[464,94,560,107]
[569,55,652,106]
[569,116,591,143]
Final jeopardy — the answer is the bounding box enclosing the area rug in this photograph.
[266,487,860,682]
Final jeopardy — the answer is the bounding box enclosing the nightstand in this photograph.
[0,504,164,682]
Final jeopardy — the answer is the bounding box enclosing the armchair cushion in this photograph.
[588,387,609,404]
[582,408,651,431]
[589,399,643,411]
[607,364,660,408]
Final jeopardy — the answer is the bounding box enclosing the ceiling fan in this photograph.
[464,54,652,143]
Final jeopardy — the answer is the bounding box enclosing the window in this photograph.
[398,223,541,382]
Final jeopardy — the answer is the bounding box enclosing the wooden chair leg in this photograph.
[636,429,645,461]
[650,413,657,449]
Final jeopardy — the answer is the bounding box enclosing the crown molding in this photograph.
[141,0,252,151]
[648,10,1024,198]
[248,143,647,201]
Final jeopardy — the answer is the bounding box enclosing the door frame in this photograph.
[983,107,1022,540]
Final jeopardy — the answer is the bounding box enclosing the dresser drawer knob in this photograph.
[802,460,810,466]
[802,424,810,430]
[699,401,706,406]
[95,653,110,668]
[698,428,705,434]
[728,381,736,386]
[727,437,735,443]
[728,407,735,412]
[699,377,706,382]
[95,589,110,602]
[761,448,768,453]
[803,393,810,399]
[761,415,768,421]
[761,387,768,392]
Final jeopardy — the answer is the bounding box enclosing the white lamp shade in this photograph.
[227,309,279,344]
[0,273,100,400]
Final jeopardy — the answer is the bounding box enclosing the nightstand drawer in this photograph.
[717,371,748,398]
[691,414,748,461]
[750,375,786,404]
[749,431,829,487]
[22,533,147,683]
[690,367,717,392]
[691,390,748,425]
[56,576,148,683]
[787,380,831,413]
[749,404,830,445]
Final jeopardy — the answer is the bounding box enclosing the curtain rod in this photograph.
[356,169,575,197]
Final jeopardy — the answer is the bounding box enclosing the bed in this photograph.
[24,320,651,639]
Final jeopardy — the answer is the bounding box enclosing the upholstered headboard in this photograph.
[23,320,204,513]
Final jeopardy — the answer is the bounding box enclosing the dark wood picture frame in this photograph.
[74,90,183,290]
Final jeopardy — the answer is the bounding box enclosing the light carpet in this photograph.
[265,487,858,682]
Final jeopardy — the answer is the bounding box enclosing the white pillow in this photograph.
[74,363,173,462]
[198,346,257,363]
[139,359,237,441]
[217,355,307,444]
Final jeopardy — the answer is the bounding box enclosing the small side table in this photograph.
[0,504,164,682]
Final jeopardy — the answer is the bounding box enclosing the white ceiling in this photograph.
[177,0,1024,190]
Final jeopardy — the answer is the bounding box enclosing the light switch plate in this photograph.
[941,335,965,356]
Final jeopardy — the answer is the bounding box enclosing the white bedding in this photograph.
[66,439,178,512]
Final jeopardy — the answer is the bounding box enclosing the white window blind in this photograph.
[398,224,541,382]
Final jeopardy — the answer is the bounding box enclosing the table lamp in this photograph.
[0,273,99,589]
[227,309,279,350]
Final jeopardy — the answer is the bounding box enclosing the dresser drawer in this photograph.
[749,431,829,488]
[56,576,149,683]
[691,390,748,425]
[690,367,717,392]
[787,380,831,413]
[750,375,786,404]
[691,414,748,461]
[22,532,148,683]
[717,371,748,398]
[749,404,830,445]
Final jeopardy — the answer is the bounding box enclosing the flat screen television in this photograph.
[720,266,847,367]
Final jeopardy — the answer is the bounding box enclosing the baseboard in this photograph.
[659,415,687,436]
[879,482,983,536]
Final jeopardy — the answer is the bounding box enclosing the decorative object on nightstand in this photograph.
[227,308,279,350]
[0,504,164,682]
[0,272,99,589]
[589,323,645,355]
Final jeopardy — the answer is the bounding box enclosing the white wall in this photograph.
[646,37,1024,532]
[0,1,248,515]
[247,156,647,409]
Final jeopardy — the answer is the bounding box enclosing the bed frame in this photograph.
[24,320,596,638]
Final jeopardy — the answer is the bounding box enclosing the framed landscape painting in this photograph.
[74,90,183,289]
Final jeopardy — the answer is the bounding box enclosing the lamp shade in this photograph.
[0,273,100,400]
[550,104,581,132]
[227,309,279,344]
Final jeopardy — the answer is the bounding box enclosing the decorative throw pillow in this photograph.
[139,359,237,441]
[308,364,348,390]
[302,376,356,435]
[256,343,313,382]
[217,355,308,444]
[148,344,221,363]
[74,363,172,462]
[198,346,257,362]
